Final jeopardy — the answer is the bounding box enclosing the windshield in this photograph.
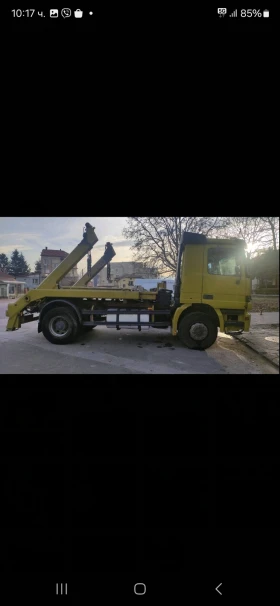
[207,247,245,276]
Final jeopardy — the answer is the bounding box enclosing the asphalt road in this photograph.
[0,300,277,374]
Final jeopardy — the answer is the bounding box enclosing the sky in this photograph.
[0,217,135,275]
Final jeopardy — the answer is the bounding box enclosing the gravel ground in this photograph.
[252,296,279,312]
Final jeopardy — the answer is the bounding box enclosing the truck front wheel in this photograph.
[41,307,79,345]
[178,312,217,350]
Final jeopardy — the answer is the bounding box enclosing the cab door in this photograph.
[202,245,246,309]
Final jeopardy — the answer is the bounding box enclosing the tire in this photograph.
[178,312,217,350]
[41,306,79,345]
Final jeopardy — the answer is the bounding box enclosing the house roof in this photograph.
[41,249,68,258]
[0,272,16,281]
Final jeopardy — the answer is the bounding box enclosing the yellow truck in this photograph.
[6,222,252,349]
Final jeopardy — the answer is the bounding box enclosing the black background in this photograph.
[2,387,279,600]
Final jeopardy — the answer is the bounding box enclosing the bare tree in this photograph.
[259,217,279,251]
[123,217,227,276]
[219,217,279,257]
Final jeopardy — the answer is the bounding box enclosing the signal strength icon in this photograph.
[229,9,238,17]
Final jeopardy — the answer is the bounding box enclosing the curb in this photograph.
[233,335,279,369]
[251,323,279,328]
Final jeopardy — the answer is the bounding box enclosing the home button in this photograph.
[134,583,146,595]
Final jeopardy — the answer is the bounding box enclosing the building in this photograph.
[251,278,259,292]
[40,248,79,287]
[114,276,135,289]
[98,262,158,287]
[112,275,175,291]
[25,273,41,289]
[0,272,26,298]
[133,278,176,292]
[15,272,41,290]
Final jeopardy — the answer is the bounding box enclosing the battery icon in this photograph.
[263,9,269,18]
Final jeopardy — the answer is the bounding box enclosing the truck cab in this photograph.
[171,232,251,348]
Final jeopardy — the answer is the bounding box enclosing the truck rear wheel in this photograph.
[41,307,79,345]
[178,312,217,350]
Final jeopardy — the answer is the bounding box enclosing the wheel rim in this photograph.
[49,316,72,338]
[189,322,208,341]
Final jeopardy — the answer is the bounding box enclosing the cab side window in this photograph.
[207,248,241,276]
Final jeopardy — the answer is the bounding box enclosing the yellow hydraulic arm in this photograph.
[37,222,98,290]
[5,223,150,332]
[73,242,116,287]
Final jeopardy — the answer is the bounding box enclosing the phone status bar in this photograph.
[9,7,272,31]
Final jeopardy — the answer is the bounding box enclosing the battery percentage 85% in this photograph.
[241,9,262,17]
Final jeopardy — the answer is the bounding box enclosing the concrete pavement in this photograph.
[0,319,225,374]
[234,312,279,368]
[0,300,278,374]
[250,312,279,326]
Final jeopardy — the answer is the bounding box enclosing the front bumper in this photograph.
[224,314,251,334]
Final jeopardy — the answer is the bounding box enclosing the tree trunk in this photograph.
[272,226,277,251]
